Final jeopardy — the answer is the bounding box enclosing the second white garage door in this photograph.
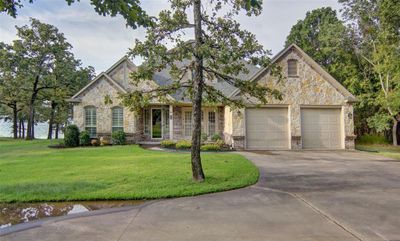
[246,108,289,150]
[301,108,342,149]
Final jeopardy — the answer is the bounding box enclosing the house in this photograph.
[68,44,356,150]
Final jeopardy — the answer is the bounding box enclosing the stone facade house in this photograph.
[68,44,356,150]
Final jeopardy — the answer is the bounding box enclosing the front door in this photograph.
[151,109,162,139]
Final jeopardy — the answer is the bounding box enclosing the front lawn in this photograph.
[356,144,400,160]
[0,138,258,203]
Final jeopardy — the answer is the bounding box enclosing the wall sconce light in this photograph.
[348,112,353,119]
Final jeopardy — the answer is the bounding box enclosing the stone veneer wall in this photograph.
[72,76,138,143]
[227,48,355,150]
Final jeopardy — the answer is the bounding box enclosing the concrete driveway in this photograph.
[2,151,400,241]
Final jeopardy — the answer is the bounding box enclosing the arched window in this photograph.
[85,106,96,137]
[287,59,298,77]
[112,107,124,132]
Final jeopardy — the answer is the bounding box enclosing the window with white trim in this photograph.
[112,107,123,132]
[184,111,192,137]
[287,59,298,77]
[85,106,96,137]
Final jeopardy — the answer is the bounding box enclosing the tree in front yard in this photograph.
[121,0,281,181]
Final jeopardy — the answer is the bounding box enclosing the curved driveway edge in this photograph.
[2,150,400,241]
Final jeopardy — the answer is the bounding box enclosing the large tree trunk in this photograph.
[393,118,399,146]
[55,123,59,139]
[18,118,22,138]
[22,119,25,139]
[12,102,18,139]
[26,76,40,140]
[47,102,56,139]
[190,0,205,182]
[26,103,35,140]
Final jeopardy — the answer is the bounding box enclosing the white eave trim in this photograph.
[69,72,127,101]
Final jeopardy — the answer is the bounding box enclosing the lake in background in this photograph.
[0,120,63,139]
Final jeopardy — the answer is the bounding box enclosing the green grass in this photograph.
[356,143,400,160]
[356,134,389,145]
[0,138,258,203]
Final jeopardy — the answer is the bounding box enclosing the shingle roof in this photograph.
[150,59,260,103]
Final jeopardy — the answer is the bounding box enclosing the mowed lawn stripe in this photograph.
[0,138,258,202]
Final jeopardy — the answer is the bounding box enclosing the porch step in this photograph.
[137,141,161,145]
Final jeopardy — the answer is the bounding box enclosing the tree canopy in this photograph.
[0,0,152,28]
[0,19,94,139]
[339,0,400,144]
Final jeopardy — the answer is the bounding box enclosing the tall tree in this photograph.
[122,0,280,181]
[42,54,94,139]
[0,42,25,138]
[11,19,74,139]
[0,0,152,29]
[340,0,400,145]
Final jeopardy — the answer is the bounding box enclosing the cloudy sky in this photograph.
[0,0,341,74]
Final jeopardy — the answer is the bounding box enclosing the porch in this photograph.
[138,105,224,142]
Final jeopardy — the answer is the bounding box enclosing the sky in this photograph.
[0,0,341,74]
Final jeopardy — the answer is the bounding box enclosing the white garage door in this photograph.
[301,108,342,149]
[246,108,289,150]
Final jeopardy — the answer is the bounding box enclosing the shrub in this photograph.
[79,131,91,146]
[64,125,80,147]
[211,133,222,142]
[176,140,192,149]
[161,140,176,148]
[215,139,225,148]
[357,134,389,145]
[200,143,222,151]
[201,133,208,143]
[112,130,126,145]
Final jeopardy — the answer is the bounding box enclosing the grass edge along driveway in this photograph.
[0,138,259,203]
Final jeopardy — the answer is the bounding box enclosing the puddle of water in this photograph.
[0,200,144,228]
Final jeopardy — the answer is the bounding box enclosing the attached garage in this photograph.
[245,108,289,150]
[301,108,343,149]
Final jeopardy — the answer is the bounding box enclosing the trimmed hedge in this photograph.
[64,125,80,147]
[79,131,91,146]
[161,140,176,148]
[176,140,192,149]
[112,131,126,145]
[200,143,221,151]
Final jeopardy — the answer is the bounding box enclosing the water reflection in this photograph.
[0,200,144,228]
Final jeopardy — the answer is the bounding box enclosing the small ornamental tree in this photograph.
[121,0,281,181]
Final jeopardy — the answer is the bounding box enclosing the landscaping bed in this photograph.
[0,138,258,203]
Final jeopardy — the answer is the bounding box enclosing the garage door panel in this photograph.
[301,108,342,149]
[246,108,289,150]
